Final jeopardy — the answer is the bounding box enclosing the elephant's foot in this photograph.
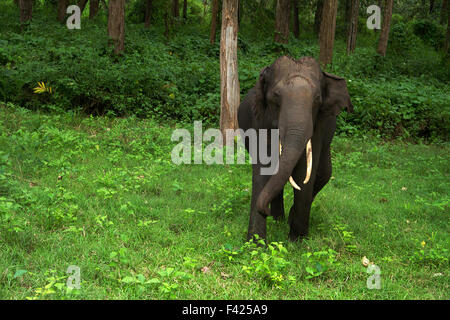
[270,193,285,221]
[288,230,308,242]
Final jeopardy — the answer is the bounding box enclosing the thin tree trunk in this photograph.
[292,0,300,39]
[210,0,220,44]
[19,0,33,28]
[57,0,69,23]
[441,0,448,25]
[430,0,435,13]
[446,7,450,53]
[145,0,153,28]
[90,0,99,19]
[275,0,290,43]
[108,0,125,55]
[183,0,187,20]
[172,0,179,18]
[319,0,338,66]
[376,0,393,56]
[78,0,88,14]
[346,0,359,54]
[220,0,240,145]
[314,0,324,36]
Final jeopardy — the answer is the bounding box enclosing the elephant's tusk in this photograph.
[289,176,301,191]
[279,141,302,191]
[303,139,312,184]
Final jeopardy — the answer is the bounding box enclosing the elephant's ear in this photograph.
[322,72,354,116]
[250,66,269,118]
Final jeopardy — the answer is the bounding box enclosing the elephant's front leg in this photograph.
[247,163,271,241]
[270,191,285,221]
[288,141,322,241]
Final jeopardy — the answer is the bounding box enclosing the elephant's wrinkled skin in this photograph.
[238,56,353,242]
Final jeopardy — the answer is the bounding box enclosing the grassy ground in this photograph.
[0,103,448,299]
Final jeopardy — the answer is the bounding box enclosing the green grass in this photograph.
[1,104,448,299]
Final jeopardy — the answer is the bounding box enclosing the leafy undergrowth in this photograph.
[0,104,448,299]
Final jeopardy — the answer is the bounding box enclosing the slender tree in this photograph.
[446,5,450,53]
[145,0,153,28]
[183,0,187,20]
[314,0,324,36]
[57,0,69,23]
[108,0,125,55]
[346,0,359,54]
[376,0,394,56]
[441,0,448,25]
[292,0,300,39]
[210,0,220,44]
[18,0,33,28]
[78,0,88,14]
[90,0,99,19]
[319,0,338,66]
[220,0,240,145]
[172,0,180,18]
[275,0,291,43]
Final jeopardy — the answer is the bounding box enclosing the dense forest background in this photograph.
[1,0,449,140]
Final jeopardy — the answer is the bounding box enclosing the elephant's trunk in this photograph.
[256,95,313,217]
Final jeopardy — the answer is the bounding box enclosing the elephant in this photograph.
[237,56,353,242]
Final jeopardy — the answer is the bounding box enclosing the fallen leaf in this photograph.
[361,256,370,267]
[201,266,211,274]
[220,272,230,279]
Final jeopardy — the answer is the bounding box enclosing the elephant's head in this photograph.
[252,56,353,217]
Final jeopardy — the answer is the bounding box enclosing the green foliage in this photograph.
[302,249,338,279]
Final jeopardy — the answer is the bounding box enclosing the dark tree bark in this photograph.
[275,0,291,43]
[446,6,450,53]
[57,0,69,23]
[346,0,359,54]
[172,0,179,18]
[292,0,300,39]
[145,0,153,28]
[441,0,448,25]
[90,0,99,19]
[314,0,324,36]
[430,0,435,14]
[108,0,125,54]
[19,0,33,28]
[183,0,187,20]
[319,0,338,66]
[220,0,240,145]
[210,0,220,44]
[376,0,394,56]
[78,0,88,14]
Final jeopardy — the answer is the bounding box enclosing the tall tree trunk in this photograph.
[19,0,33,28]
[108,0,125,55]
[172,0,179,18]
[210,0,220,44]
[220,0,240,145]
[57,0,69,23]
[78,0,88,14]
[346,0,359,54]
[145,0,153,28]
[430,0,435,13]
[275,0,291,43]
[183,0,187,20]
[319,0,338,66]
[376,0,393,56]
[446,6,450,53]
[441,0,448,25]
[292,0,300,39]
[314,0,324,36]
[90,0,99,19]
